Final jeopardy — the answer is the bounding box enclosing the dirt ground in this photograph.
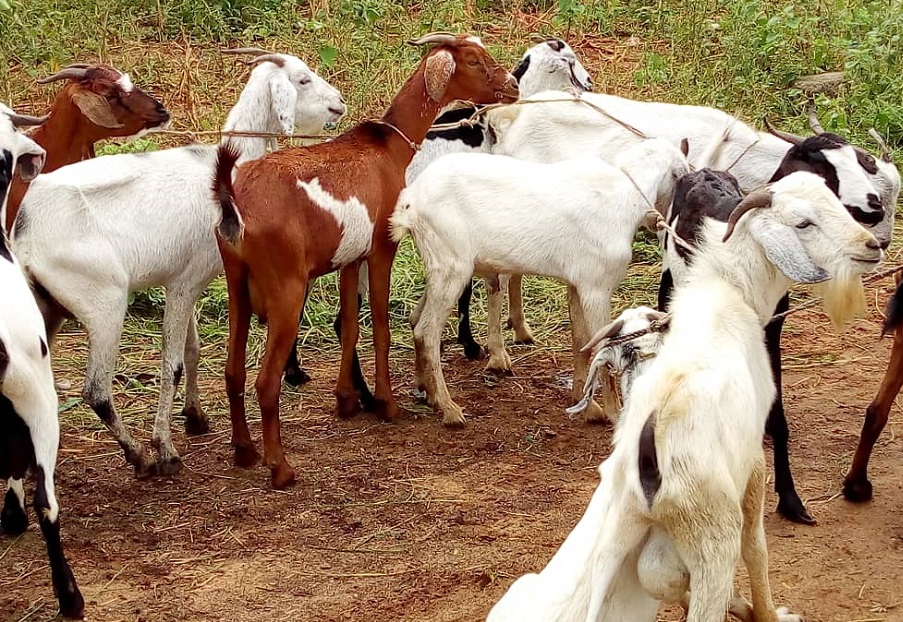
[2,286,903,622]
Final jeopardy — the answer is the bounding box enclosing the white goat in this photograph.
[390,138,689,426]
[0,105,84,619]
[488,171,882,622]
[10,52,345,477]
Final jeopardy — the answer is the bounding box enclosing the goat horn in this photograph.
[581,319,625,353]
[529,34,550,43]
[806,104,826,134]
[763,118,804,145]
[221,47,272,56]
[408,32,459,47]
[36,65,91,84]
[723,190,773,242]
[868,128,894,163]
[237,54,286,68]
[7,112,48,128]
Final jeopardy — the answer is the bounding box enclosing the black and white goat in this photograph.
[11,51,345,477]
[489,170,882,622]
[0,104,84,619]
[486,92,898,524]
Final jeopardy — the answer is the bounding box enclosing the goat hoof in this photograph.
[270,463,297,490]
[1,491,28,535]
[233,443,260,469]
[485,351,513,375]
[133,455,159,480]
[335,391,362,419]
[157,455,183,476]
[776,495,816,525]
[460,340,485,361]
[441,406,467,428]
[582,400,612,425]
[373,398,400,423]
[513,337,535,346]
[842,477,873,503]
[182,405,210,436]
[58,585,86,620]
[283,366,312,387]
[775,606,803,622]
[359,392,380,414]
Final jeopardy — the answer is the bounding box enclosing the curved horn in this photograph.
[868,128,894,163]
[408,32,459,47]
[581,319,625,353]
[763,117,804,145]
[723,190,773,242]
[806,104,825,134]
[36,65,91,84]
[530,33,551,43]
[237,54,285,68]
[7,112,49,128]
[221,47,272,56]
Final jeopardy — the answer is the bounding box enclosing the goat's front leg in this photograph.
[1,478,27,535]
[485,274,513,375]
[741,456,803,622]
[367,246,400,422]
[765,294,813,525]
[181,312,210,436]
[506,274,535,344]
[572,286,619,423]
[151,288,198,474]
[81,295,156,478]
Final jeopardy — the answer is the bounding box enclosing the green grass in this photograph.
[2,0,902,360]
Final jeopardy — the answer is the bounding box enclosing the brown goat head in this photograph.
[409,33,519,106]
[38,63,170,137]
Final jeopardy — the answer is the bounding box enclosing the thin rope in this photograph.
[373,120,420,152]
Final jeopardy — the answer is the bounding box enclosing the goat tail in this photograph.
[883,279,903,335]
[389,189,416,244]
[213,144,243,245]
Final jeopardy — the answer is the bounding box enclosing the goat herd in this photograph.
[0,31,901,621]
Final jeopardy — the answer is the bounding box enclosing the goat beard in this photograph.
[812,266,867,329]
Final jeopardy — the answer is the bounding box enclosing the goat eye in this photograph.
[468,60,480,67]
[796,220,814,229]
[299,77,311,86]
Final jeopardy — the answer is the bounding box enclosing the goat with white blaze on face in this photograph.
[9,50,345,478]
[492,169,882,622]
[0,104,84,619]
[485,88,899,525]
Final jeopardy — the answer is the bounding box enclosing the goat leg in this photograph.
[333,294,376,412]
[456,279,484,360]
[283,288,313,387]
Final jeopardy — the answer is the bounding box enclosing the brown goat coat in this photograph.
[6,65,169,231]
[216,36,517,488]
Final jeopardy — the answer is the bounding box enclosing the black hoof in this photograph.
[182,405,210,436]
[460,339,485,361]
[157,455,183,476]
[283,366,312,387]
[58,584,85,619]
[776,494,816,525]
[132,457,158,480]
[843,477,873,503]
[1,489,28,535]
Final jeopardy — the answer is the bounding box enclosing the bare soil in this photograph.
[2,287,903,622]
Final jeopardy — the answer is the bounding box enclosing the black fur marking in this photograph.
[0,337,7,380]
[855,149,879,175]
[511,55,531,82]
[40,337,48,358]
[669,169,743,261]
[91,399,116,426]
[425,107,486,149]
[883,280,903,335]
[638,412,661,508]
[846,200,885,226]
[213,144,242,244]
[0,394,35,481]
[547,39,565,52]
[173,363,183,389]
[0,150,13,263]
[2,487,28,534]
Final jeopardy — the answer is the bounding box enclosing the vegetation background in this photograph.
[0,0,900,416]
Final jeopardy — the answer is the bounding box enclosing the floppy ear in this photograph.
[72,90,123,129]
[269,71,298,134]
[747,216,830,284]
[425,50,455,102]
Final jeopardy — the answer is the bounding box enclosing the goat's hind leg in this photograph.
[485,274,513,375]
[456,280,484,360]
[181,312,210,436]
[283,287,313,387]
[1,477,27,535]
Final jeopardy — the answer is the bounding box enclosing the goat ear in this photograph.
[269,72,298,135]
[680,138,689,157]
[747,217,830,284]
[424,50,455,102]
[72,90,123,129]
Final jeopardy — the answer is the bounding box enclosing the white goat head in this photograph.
[0,104,46,190]
[721,170,883,324]
[512,37,593,95]
[225,49,347,135]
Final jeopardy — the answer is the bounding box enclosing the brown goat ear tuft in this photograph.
[424,50,455,102]
[72,90,123,129]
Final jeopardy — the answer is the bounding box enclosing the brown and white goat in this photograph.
[213,32,518,488]
[5,63,169,230]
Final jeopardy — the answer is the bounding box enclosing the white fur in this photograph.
[490,172,881,622]
[391,138,689,426]
[114,73,134,93]
[10,55,344,473]
[297,178,374,267]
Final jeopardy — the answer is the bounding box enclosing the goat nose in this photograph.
[866,238,882,250]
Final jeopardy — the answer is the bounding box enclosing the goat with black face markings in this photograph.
[0,104,83,619]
